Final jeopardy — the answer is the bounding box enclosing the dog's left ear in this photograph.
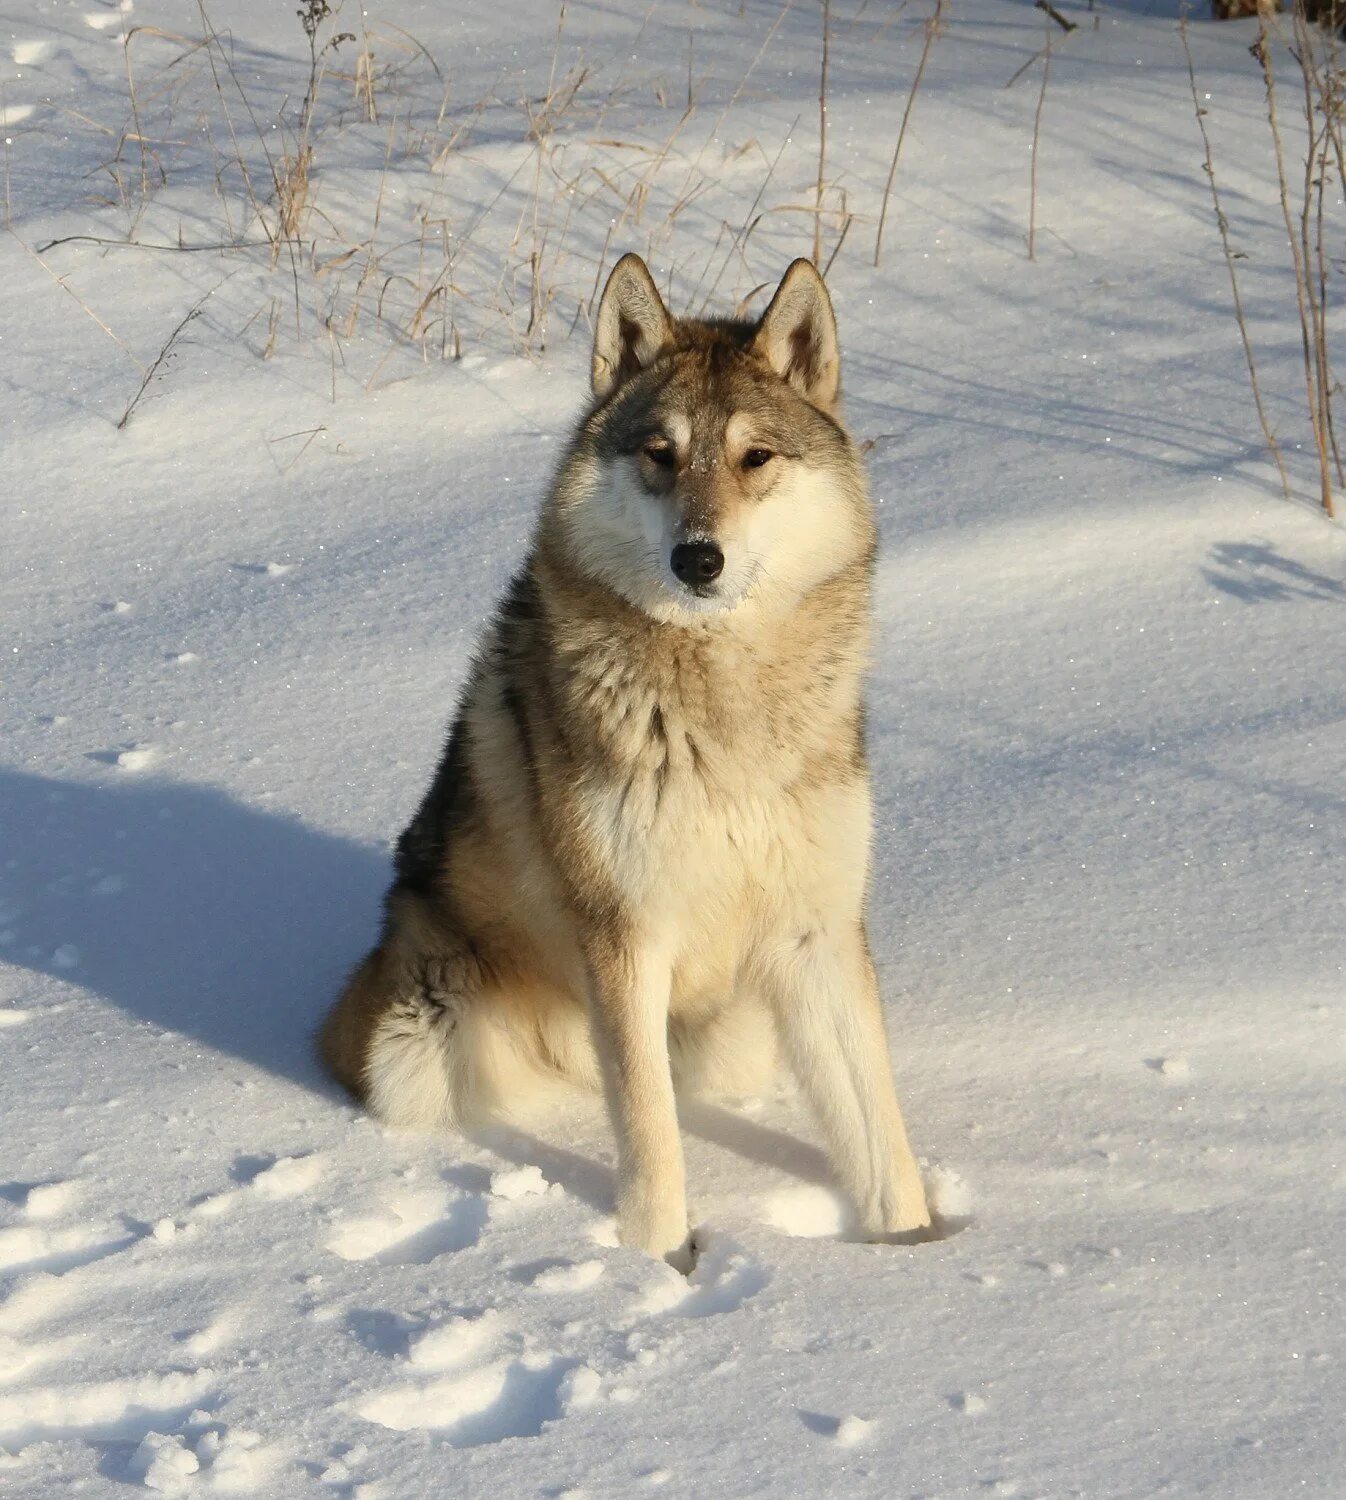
[750,259,841,411]
[592,253,673,401]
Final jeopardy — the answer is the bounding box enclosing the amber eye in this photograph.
[644,443,676,468]
[742,447,773,470]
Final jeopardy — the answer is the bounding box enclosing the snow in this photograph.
[128,1431,199,1493]
[2,0,1345,1495]
[490,1166,552,1202]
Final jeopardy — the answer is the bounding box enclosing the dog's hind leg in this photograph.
[318,897,483,1129]
[758,924,932,1240]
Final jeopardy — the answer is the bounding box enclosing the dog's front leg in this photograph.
[584,931,692,1270]
[764,923,932,1241]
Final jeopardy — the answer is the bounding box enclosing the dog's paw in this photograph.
[663,1228,700,1277]
[617,1197,694,1272]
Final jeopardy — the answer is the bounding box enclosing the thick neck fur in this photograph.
[529,521,872,799]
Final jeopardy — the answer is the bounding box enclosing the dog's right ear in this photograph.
[592,254,673,401]
[750,259,841,412]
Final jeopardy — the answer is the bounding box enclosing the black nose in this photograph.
[670,540,724,588]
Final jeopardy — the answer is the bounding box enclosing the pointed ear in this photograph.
[591,253,673,401]
[750,258,841,410]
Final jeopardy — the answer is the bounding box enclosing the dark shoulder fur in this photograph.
[390,567,542,898]
[393,712,474,897]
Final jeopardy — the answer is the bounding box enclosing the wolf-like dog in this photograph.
[320,254,934,1267]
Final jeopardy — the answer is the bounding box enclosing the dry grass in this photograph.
[874,0,945,267]
[814,0,831,270]
[1250,0,1343,516]
[11,0,1341,520]
[57,0,875,375]
[1027,13,1053,262]
[1167,0,1345,516]
[1180,10,1292,502]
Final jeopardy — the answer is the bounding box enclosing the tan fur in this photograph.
[319,255,933,1267]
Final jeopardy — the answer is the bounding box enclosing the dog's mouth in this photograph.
[661,554,764,617]
[666,577,746,615]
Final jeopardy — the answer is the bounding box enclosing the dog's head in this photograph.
[555,255,873,624]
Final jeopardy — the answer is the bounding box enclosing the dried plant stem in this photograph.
[1312,120,1344,486]
[121,32,152,219]
[1035,0,1076,33]
[655,0,792,265]
[9,231,144,371]
[1290,3,1343,493]
[697,115,798,314]
[1028,16,1052,261]
[1290,9,1333,513]
[1179,15,1291,504]
[192,2,274,252]
[823,209,854,275]
[1305,22,1344,487]
[1253,5,1332,516]
[874,0,944,267]
[1006,2,1076,92]
[37,234,270,253]
[118,281,223,428]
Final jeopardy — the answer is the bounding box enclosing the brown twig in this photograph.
[875,0,944,266]
[823,209,854,276]
[1180,13,1290,504]
[1035,0,1077,34]
[1290,4,1343,497]
[37,234,270,253]
[1253,3,1333,515]
[1028,16,1052,261]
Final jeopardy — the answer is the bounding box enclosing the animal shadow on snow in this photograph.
[0,769,387,1088]
[0,770,893,1208]
[477,1103,838,1218]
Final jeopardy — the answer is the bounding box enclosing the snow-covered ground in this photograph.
[3,0,1345,1494]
